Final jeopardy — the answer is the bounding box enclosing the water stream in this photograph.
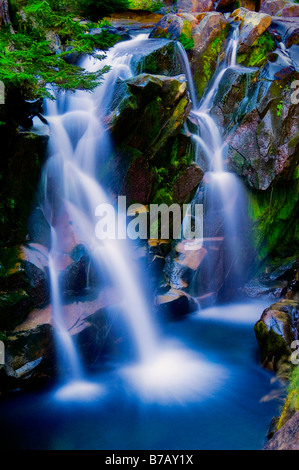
[180,25,250,300]
[0,27,283,450]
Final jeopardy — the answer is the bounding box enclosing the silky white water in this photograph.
[43,35,159,381]
[40,34,223,402]
[179,25,249,298]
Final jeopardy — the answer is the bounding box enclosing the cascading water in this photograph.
[42,35,159,387]
[179,24,250,301]
[40,34,225,402]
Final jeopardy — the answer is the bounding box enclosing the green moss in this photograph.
[247,170,299,268]
[128,0,163,12]
[237,31,276,68]
[194,25,230,98]
[179,22,194,51]
[277,366,299,430]
[254,320,291,367]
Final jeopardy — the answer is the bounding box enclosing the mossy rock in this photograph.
[192,23,230,99]
[255,300,299,371]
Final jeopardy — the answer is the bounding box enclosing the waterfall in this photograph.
[179,25,249,301]
[42,35,159,381]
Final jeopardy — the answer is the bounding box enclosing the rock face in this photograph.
[264,411,299,450]
[105,72,201,206]
[255,300,299,370]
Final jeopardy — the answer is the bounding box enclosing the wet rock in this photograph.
[22,261,50,308]
[132,40,183,77]
[89,26,131,42]
[191,12,230,97]
[109,73,192,161]
[156,288,198,320]
[4,324,54,376]
[227,75,299,190]
[264,411,299,450]
[211,66,260,128]
[121,156,156,205]
[254,299,299,370]
[268,17,299,49]
[260,0,286,17]
[173,164,204,203]
[278,4,299,18]
[244,278,288,298]
[231,8,272,53]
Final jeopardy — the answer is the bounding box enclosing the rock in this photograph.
[216,0,256,13]
[260,0,286,16]
[150,13,186,39]
[156,288,198,320]
[173,163,204,203]
[227,75,299,190]
[4,324,54,376]
[22,261,50,308]
[231,8,272,53]
[191,12,230,97]
[254,299,299,370]
[211,66,260,129]
[121,156,156,205]
[176,0,213,12]
[132,40,183,77]
[268,17,299,49]
[109,73,192,160]
[278,4,299,18]
[0,129,49,247]
[264,411,299,450]
[243,278,288,298]
[0,290,31,330]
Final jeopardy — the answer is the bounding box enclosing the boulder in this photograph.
[176,0,213,12]
[109,73,192,160]
[278,4,299,18]
[264,411,299,450]
[150,13,186,40]
[231,8,272,53]
[132,40,183,77]
[260,0,286,16]
[156,288,198,320]
[254,299,299,370]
